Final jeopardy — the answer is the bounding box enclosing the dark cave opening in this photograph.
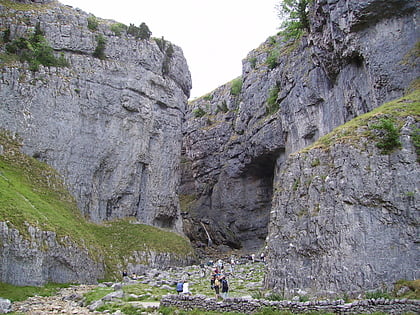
[231,150,280,252]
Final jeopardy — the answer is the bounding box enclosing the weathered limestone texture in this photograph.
[266,113,420,297]
[181,0,419,252]
[0,222,104,286]
[0,1,191,230]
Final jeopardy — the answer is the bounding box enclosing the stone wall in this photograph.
[161,294,420,314]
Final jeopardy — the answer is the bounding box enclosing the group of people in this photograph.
[210,267,229,299]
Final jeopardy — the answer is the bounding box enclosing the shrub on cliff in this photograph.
[110,23,128,36]
[87,15,99,31]
[4,24,69,71]
[277,0,311,40]
[230,77,243,96]
[370,117,402,154]
[93,35,107,60]
[127,22,152,40]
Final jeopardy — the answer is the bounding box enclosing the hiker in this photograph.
[176,281,184,294]
[217,259,223,271]
[260,252,265,263]
[200,263,206,277]
[230,257,235,273]
[182,281,191,295]
[213,275,221,299]
[221,275,229,299]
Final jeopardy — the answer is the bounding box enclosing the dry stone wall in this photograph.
[161,294,420,314]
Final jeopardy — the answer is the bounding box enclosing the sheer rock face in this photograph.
[181,0,418,266]
[266,117,419,297]
[0,2,191,230]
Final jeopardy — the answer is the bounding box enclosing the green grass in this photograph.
[394,279,420,299]
[0,130,194,280]
[0,0,49,10]
[0,282,70,302]
[83,286,113,305]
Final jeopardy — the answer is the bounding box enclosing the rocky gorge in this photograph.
[0,0,419,303]
[181,0,419,298]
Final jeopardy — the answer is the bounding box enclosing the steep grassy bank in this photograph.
[0,130,194,281]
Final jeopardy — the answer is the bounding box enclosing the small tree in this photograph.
[277,0,311,40]
[93,35,106,60]
[138,22,152,40]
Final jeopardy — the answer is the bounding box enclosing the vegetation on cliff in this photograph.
[305,87,420,155]
[0,130,194,280]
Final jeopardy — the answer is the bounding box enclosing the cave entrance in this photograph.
[227,150,280,252]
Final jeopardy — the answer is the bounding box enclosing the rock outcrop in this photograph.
[0,0,191,230]
[181,0,418,253]
[266,98,419,297]
[0,222,104,286]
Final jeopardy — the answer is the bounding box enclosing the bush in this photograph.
[87,15,99,31]
[266,85,280,115]
[138,22,152,40]
[2,28,11,43]
[365,289,392,300]
[5,25,69,71]
[230,77,243,96]
[93,35,107,60]
[370,118,401,154]
[110,23,127,36]
[193,107,206,118]
[128,22,152,40]
[216,101,229,113]
[266,49,280,69]
[411,127,420,162]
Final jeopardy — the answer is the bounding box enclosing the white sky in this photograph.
[61,0,280,99]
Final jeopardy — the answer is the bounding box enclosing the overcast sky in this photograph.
[61,0,280,99]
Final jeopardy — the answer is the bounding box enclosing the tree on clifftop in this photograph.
[277,0,311,40]
[138,22,152,40]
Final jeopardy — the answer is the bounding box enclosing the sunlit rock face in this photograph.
[0,1,191,230]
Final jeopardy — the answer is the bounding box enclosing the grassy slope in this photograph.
[0,130,194,281]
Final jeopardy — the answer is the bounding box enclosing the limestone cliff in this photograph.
[182,0,418,252]
[266,92,419,297]
[0,0,191,230]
